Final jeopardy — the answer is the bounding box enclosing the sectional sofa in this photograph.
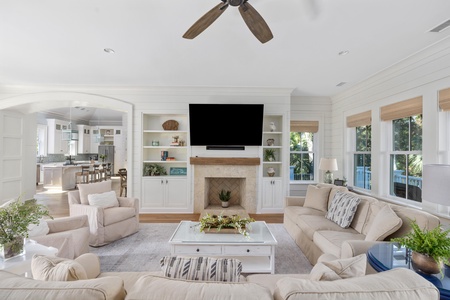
[283,183,441,271]
[0,253,439,299]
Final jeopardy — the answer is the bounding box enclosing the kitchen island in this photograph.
[42,163,86,190]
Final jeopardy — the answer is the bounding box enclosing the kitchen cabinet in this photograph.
[261,178,283,211]
[141,177,188,211]
[47,119,69,154]
[77,125,91,154]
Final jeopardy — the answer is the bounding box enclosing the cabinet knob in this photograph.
[196,248,200,252]
[166,179,168,184]
[161,180,164,184]
[246,249,250,253]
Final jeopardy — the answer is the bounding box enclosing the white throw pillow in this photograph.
[87,191,119,208]
[78,180,112,205]
[365,205,403,241]
[28,219,50,237]
[310,254,367,281]
[303,185,332,212]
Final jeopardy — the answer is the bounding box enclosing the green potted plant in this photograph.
[143,163,167,176]
[0,197,52,260]
[264,149,276,162]
[198,213,255,237]
[219,189,231,208]
[391,219,450,276]
[99,154,107,162]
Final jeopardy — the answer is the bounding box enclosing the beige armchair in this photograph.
[67,180,139,247]
[32,215,90,259]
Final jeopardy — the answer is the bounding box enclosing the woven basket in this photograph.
[162,120,179,130]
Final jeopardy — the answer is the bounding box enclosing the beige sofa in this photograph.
[0,253,440,300]
[283,183,441,271]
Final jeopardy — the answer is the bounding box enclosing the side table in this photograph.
[367,242,450,300]
[0,239,58,277]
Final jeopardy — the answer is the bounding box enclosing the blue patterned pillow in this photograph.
[325,191,361,228]
[160,256,242,282]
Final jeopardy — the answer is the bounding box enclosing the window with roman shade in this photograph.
[381,96,423,203]
[347,111,372,190]
[290,121,318,181]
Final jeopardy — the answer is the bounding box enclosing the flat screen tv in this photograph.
[189,103,264,149]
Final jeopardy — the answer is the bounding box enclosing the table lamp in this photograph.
[319,158,338,184]
[423,164,450,206]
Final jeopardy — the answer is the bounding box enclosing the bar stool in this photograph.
[118,168,127,197]
[104,163,113,180]
[92,164,101,182]
[75,166,90,187]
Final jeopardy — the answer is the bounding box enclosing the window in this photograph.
[290,131,314,181]
[389,114,422,202]
[354,125,371,189]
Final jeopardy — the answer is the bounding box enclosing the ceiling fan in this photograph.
[183,0,273,44]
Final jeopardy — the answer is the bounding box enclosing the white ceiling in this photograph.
[1,0,450,101]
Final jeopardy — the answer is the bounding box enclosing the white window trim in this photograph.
[289,131,317,184]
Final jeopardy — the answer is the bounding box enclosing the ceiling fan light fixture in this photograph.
[338,50,349,56]
[104,48,115,54]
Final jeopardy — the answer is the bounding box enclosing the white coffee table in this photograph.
[0,239,58,277]
[168,221,278,274]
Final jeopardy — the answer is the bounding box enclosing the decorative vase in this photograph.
[267,139,274,146]
[0,236,25,260]
[267,167,275,177]
[411,251,440,274]
[221,201,229,208]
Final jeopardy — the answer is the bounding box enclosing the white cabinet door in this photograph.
[142,177,166,207]
[165,178,188,208]
[262,178,283,209]
[142,177,188,210]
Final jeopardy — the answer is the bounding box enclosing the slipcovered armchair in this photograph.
[31,215,90,259]
[67,180,139,247]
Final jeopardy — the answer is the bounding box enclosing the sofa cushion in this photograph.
[160,256,242,282]
[126,274,273,300]
[388,205,440,239]
[274,268,439,300]
[296,215,349,240]
[104,207,136,226]
[88,190,119,208]
[31,254,87,281]
[326,191,361,228]
[0,270,126,300]
[365,205,403,241]
[313,230,365,258]
[327,186,349,209]
[309,254,367,281]
[284,206,326,224]
[28,219,50,237]
[303,185,332,212]
[77,180,112,205]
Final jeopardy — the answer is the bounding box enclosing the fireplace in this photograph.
[191,157,260,216]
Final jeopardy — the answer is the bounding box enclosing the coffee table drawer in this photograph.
[223,245,271,255]
[173,245,222,255]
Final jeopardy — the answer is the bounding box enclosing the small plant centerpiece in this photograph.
[0,197,52,260]
[99,154,107,162]
[391,219,450,276]
[198,213,255,237]
[264,149,276,162]
[219,189,231,208]
[143,163,167,176]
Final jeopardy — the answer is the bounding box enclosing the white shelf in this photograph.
[143,160,188,163]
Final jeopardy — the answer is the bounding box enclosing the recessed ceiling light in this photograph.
[104,48,115,54]
[338,50,349,56]
[336,82,347,87]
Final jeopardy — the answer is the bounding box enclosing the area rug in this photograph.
[89,223,313,274]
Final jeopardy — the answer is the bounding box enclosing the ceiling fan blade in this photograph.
[238,2,273,43]
[183,2,228,39]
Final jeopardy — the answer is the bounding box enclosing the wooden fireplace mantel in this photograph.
[190,157,260,166]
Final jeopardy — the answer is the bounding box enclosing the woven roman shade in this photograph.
[439,87,450,111]
[290,121,319,133]
[346,111,371,127]
[380,96,423,121]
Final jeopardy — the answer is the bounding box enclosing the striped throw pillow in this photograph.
[326,191,361,228]
[160,256,242,282]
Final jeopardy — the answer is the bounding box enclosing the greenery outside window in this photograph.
[389,114,422,202]
[290,132,314,181]
[354,125,371,190]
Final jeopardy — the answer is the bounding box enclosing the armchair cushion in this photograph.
[77,180,112,205]
[88,191,119,208]
[104,207,136,226]
[28,219,50,237]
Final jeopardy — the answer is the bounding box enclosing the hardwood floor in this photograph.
[34,177,284,223]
